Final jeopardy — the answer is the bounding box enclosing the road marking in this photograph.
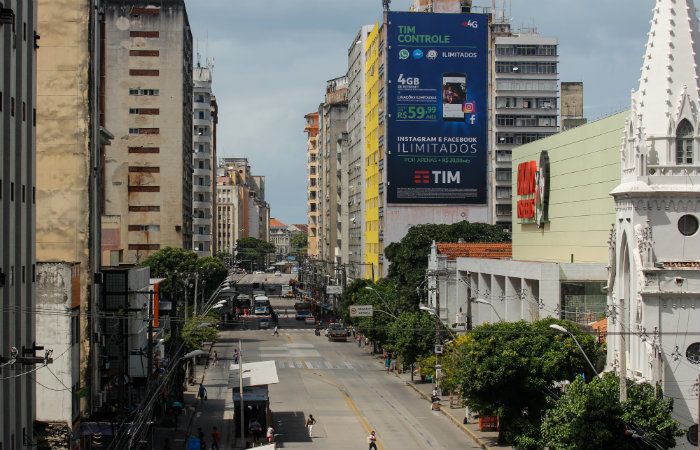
[345,361,353,369]
[325,361,333,369]
[285,335,385,450]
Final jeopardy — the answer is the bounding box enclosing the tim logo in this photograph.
[462,101,476,113]
[414,170,461,184]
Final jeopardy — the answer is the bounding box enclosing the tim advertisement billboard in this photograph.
[386,12,488,204]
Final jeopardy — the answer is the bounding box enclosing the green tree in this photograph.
[142,247,199,301]
[542,375,683,450]
[452,318,599,448]
[195,256,228,299]
[181,312,220,352]
[387,310,441,365]
[290,232,308,254]
[347,283,398,349]
[236,237,275,270]
[384,221,510,306]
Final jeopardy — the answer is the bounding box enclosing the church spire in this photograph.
[636,0,700,138]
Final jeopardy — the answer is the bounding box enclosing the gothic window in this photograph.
[675,119,694,164]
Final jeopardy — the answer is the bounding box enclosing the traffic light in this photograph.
[289,280,295,286]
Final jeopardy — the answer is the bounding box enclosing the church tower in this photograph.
[608,0,700,430]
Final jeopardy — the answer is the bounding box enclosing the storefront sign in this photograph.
[516,150,550,227]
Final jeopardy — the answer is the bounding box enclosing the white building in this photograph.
[607,0,700,436]
[193,66,216,256]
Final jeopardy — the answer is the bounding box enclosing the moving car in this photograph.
[305,316,316,324]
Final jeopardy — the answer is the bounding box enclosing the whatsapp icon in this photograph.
[399,49,409,60]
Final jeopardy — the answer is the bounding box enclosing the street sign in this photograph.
[435,345,443,354]
[326,285,342,295]
[349,305,374,317]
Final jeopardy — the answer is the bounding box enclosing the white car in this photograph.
[305,316,316,324]
[274,271,282,276]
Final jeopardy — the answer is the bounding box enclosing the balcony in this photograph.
[193,201,211,210]
[193,167,210,177]
[193,217,210,226]
[193,233,211,243]
[193,184,210,193]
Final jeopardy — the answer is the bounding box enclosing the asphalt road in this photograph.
[216,295,480,450]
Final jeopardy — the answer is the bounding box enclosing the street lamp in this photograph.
[364,286,399,317]
[473,298,503,322]
[549,324,609,393]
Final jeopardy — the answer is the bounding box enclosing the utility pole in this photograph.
[193,274,198,317]
[434,271,441,394]
[147,291,153,383]
[239,339,245,445]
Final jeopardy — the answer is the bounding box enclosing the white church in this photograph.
[607,0,700,441]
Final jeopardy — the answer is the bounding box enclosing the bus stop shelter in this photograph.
[228,360,279,441]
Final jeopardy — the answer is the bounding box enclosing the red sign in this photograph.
[517,160,537,218]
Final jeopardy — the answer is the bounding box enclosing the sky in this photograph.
[183,0,656,225]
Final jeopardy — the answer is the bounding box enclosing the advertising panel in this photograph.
[386,12,488,204]
[516,150,550,228]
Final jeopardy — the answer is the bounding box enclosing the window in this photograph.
[496,115,514,126]
[497,133,514,144]
[129,88,159,96]
[495,168,512,181]
[198,111,204,119]
[516,45,536,56]
[678,215,699,236]
[676,119,694,164]
[496,204,512,216]
[496,150,512,162]
[538,45,557,56]
[495,45,514,56]
[129,108,138,114]
[496,61,517,73]
[196,95,205,102]
[496,186,512,199]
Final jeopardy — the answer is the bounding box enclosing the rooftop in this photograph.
[436,242,512,260]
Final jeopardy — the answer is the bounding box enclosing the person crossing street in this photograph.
[367,430,378,450]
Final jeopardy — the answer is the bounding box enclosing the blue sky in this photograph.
[183,0,655,225]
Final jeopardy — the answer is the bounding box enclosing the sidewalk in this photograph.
[152,343,233,450]
[358,342,514,450]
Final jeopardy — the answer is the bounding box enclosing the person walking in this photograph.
[272,325,279,336]
[211,426,220,450]
[197,384,207,404]
[233,348,239,364]
[304,414,316,437]
[385,355,390,373]
[212,351,218,367]
[249,418,262,442]
[266,425,275,444]
[367,430,378,450]
[197,428,206,450]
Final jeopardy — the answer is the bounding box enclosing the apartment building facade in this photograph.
[103,0,194,265]
[193,66,216,256]
[304,112,320,257]
[1,0,37,446]
[491,21,559,232]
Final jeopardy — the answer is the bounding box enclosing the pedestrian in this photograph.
[233,348,239,364]
[357,334,362,348]
[390,354,397,372]
[249,418,262,442]
[266,425,275,444]
[211,426,220,450]
[304,414,316,437]
[197,428,206,450]
[163,438,172,450]
[385,356,390,373]
[367,430,377,450]
[197,383,207,404]
[212,351,218,366]
[365,337,369,347]
[272,325,279,336]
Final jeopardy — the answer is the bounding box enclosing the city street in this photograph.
[202,294,481,450]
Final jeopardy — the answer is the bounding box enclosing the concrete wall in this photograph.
[35,263,79,425]
[512,111,626,263]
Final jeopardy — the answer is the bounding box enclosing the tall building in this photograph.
[317,76,348,264]
[608,0,700,433]
[35,0,112,442]
[560,81,587,131]
[1,0,37,445]
[344,25,373,280]
[491,21,559,233]
[192,65,216,256]
[102,0,194,265]
[304,112,320,257]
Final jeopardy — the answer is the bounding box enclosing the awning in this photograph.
[228,360,279,389]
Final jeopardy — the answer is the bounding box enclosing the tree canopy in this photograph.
[384,221,510,305]
[236,237,275,270]
[290,232,308,254]
[542,375,683,450]
[451,318,599,448]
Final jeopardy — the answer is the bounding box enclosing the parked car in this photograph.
[274,271,282,276]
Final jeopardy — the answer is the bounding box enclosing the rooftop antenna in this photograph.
[196,38,201,68]
[383,0,390,11]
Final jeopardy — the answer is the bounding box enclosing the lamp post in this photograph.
[473,298,503,322]
[364,286,398,317]
[549,324,609,394]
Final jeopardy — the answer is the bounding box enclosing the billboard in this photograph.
[386,12,488,204]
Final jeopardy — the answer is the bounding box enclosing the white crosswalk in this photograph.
[274,359,381,370]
